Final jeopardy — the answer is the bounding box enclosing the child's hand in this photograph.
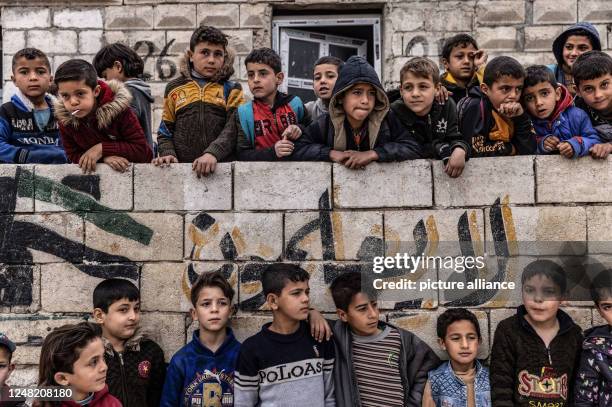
[435,86,451,104]
[329,149,350,163]
[473,49,488,68]
[498,102,523,118]
[192,153,217,177]
[558,141,574,158]
[274,136,295,158]
[152,155,178,167]
[281,124,302,141]
[543,136,560,152]
[103,155,130,172]
[589,142,612,159]
[344,150,378,169]
[79,143,103,174]
[444,148,466,178]
[308,309,333,342]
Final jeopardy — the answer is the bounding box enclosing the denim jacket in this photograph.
[429,360,491,407]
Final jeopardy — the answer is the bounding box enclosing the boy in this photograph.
[440,34,487,106]
[574,270,612,406]
[234,263,335,406]
[0,48,67,164]
[0,333,25,406]
[490,260,583,406]
[154,25,244,176]
[329,272,439,407]
[523,65,600,158]
[573,51,612,159]
[305,56,344,120]
[547,22,602,95]
[161,272,240,407]
[93,43,155,151]
[391,57,469,178]
[459,56,537,157]
[422,308,491,407]
[236,47,311,161]
[92,279,166,407]
[54,59,152,173]
[294,55,423,168]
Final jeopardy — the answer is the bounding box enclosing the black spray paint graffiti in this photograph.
[404,35,447,58]
[0,167,152,307]
[185,191,518,311]
[134,39,178,81]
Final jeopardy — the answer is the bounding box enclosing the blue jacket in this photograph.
[0,90,67,163]
[428,360,491,407]
[160,328,241,407]
[531,85,600,157]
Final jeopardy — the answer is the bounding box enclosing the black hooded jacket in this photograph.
[294,56,423,161]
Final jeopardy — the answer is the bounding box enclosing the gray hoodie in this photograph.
[125,78,154,151]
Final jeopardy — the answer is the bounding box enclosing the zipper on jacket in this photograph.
[118,351,128,405]
[546,346,552,365]
[199,86,207,147]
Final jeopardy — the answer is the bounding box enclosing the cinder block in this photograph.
[333,161,432,209]
[186,212,283,261]
[533,0,578,24]
[525,26,564,51]
[105,6,154,29]
[54,9,103,28]
[225,30,254,55]
[239,4,269,28]
[475,27,518,51]
[230,314,272,343]
[285,211,383,261]
[28,30,78,54]
[434,156,535,207]
[134,163,231,211]
[234,162,331,210]
[579,0,612,23]
[2,8,49,28]
[587,207,612,253]
[154,4,196,29]
[2,31,26,54]
[0,165,34,213]
[0,265,40,312]
[141,262,238,312]
[85,213,183,262]
[476,1,525,25]
[196,4,239,28]
[103,30,166,54]
[79,30,104,54]
[34,164,132,212]
[6,365,37,387]
[536,155,612,203]
[41,263,139,312]
[140,312,187,361]
[387,4,426,32]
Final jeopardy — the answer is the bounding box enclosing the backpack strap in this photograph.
[288,96,304,122]
[223,81,234,101]
[238,101,255,146]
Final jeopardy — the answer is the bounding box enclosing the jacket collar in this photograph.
[11,88,55,113]
[102,327,148,356]
[516,304,576,336]
[53,79,131,129]
[191,327,237,355]
[178,47,236,83]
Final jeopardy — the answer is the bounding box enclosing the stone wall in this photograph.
[2,1,612,130]
[1,155,611,386]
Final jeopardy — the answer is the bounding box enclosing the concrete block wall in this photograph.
[2,1,612,128]
[1,156,611,386]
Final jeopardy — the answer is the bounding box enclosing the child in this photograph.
[523,65,600,158]
[422,308,491,407]
[234,263,335,407]
[490,260,583,406]
[573,51,612,159]
[236,47,312,161]
[327,272,439,407]
[154,25,244,176]
[37,322,121,407]
[440,34,487,106]
[0,48,67,164]
[294,55,423,168]
[459,56,536,157]
[161,271,240,407]
[305,56,344,120]
[92,278,166,407]
[0,333,25,407]
[53,59,152,173]
[574,270,612,406]
[547,22,602,95]
[93,43,155,152]
[391,57,470,178]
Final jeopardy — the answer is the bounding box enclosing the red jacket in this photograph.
[54,80,152,164]
[60,386,122,407]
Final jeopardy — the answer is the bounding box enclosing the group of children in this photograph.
[2,23,612,178]
[1,262,611,407]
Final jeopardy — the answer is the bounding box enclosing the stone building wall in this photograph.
[1,155,611,385]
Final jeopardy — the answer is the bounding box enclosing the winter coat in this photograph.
[125,78,154,151]
[157,50,244,162]
[575,324,612,407]
[54,79,152,164]
[575,97,612,143]
[59,386,122,407]
[0,90,67,163]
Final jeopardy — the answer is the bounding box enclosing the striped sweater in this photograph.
[234,321,335,407]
